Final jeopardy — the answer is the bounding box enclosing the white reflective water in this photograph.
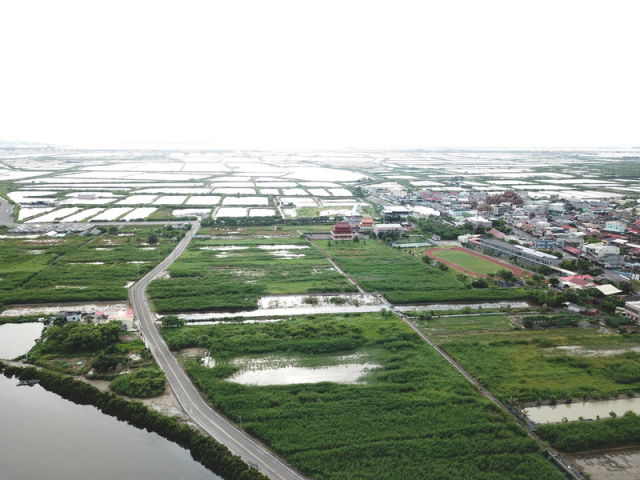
[229,362,379,386]
[0,323,43,359]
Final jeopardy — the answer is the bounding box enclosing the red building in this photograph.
[331,222,354,241]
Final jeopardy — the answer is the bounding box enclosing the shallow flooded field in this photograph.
[526,397,640,424]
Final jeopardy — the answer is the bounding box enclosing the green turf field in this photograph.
[431,249,505,275]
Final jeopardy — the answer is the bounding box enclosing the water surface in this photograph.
[0,375,219,480]
[0,323,43,359]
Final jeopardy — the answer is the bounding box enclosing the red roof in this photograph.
[564,246,582,255]
[332,222,353,233]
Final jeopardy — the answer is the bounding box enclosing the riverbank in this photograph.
[1,363,268,480]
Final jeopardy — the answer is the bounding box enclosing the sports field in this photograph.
[432,249,502,275]
[426,246,528,277]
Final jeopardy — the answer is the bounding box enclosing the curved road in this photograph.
[130,221,305,480]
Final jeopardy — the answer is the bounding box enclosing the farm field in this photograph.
[413,314,517,334]
[0,226,179,306]
[318,239,528,304]
[147,234,357,313]
[431,327,640,403]
[163,313,562,480]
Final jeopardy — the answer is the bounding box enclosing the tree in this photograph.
[548,277,560,287]
[471,278,488,289]
[148,233,159,244]
[162,315,185,328]
[498,269,515,282]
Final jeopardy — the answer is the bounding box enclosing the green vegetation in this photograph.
[320,239,527,303]
[164,313,561,480]
[537,411,640,452]
[37,321,123,354]
[148,236,357,312]
[416,216,473,240]
[432,328,640,402]
[0,226,177,306]
[162,315,186,328]
[431,249,509,275]
[1,364,267,480]
[413,314,516,334]
[109,367,167,398]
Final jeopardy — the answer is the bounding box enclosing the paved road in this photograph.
[130,220,305,480]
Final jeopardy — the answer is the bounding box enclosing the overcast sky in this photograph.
[1,1,639,149]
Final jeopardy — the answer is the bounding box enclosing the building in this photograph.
[95,308,136,330]
[533,237,555,250]
[467,215,492,229]
[605,221,626,234]
[331,222,354,241]
[476,238,561,267]
[583,243,624,268]
[559,274,597,290]
[618,301,640,323]
[381,205,412,217]
[360,216,374,231]
[63,312,82,322]
[372,223,405,237]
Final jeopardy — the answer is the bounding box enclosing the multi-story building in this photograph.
[331,222,354,241]
[605,221,626,234]
[475,238,561,267]
[583,243,624,268]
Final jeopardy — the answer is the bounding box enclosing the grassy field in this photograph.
[148,235,357,312]
[431,249,506,275]
[0,226,178,306]
[413,314,517,334]
[431,328,640,403]
[164,313,562,480]
[318,239,528,304]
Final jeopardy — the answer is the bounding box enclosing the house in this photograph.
[64,312,82,322]
[559,275,597,290]
[605,221,626,234]
[95,308,136,330]
[331,222,354,241]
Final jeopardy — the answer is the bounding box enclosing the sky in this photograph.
[1,1,639,150]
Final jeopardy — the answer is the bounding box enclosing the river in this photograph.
[0,375,219,480]
[0,323,221,479]
[0,322,43,360]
